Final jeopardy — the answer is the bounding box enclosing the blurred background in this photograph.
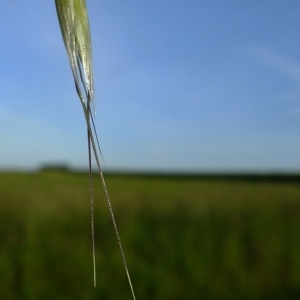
[1,1,300,299]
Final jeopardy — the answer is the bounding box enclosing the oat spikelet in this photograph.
[54,1,136,298]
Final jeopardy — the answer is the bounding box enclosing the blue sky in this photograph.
[1,1,300,172]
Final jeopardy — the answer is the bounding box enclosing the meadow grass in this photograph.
[0,171,300,299]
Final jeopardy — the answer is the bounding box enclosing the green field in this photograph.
[1,171,300,299]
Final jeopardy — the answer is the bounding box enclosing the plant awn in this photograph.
[54,1,136,298]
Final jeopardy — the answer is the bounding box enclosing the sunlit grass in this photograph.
[54,0,135,293]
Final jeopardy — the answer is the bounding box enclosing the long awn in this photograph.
[54,1,136,299]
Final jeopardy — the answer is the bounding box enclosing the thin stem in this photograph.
[90,111,104,161]
[88,127,137,300]
[88,128,96,287]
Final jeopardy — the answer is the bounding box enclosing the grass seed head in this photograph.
[55,0,94,113]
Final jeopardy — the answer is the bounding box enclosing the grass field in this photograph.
[0,170,300,299]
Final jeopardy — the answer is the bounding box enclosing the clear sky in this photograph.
[1,1,300,172]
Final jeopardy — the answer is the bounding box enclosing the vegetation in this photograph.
[54,1,135,292]
[1,171,300,299]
